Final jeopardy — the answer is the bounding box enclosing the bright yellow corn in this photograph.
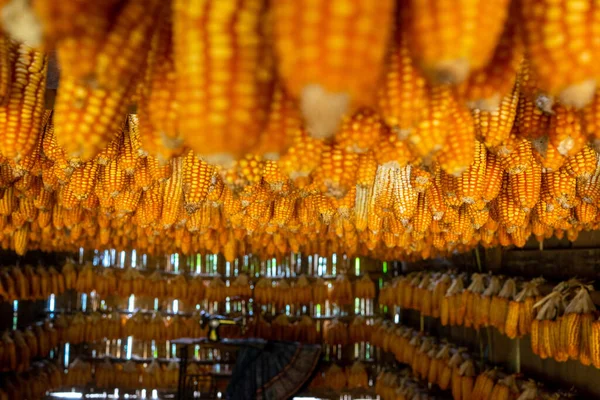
[273,0,394,139]
[0,42,47,162]
[174,0,272,166]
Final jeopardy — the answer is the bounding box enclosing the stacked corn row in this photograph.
[531,281,598,367]
[62,357,183,391]
[379,271,542,338]
[0,360,63,400]
[49,311,334,346]
[0,264,67,302]
[57,261,376,309]
[370,322,568,400]
[0,320,60,373]
[374,369,439,400]
[0,1,599,261]
[51,311,208,345]
[308,362,370,391]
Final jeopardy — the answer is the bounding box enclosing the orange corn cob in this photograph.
[182,150,216,213]
[374,132,413,170]
[174,0,272,166]
[277,130,324,183]
[315,144,358,199]
[407,85,452,159]
[254,84,302,160]
[435,100,475,176]
[335,109,384,154]
[403,0,510,84]
[548,105,586,158]
[273,0,394,139]
[473,85,519,150]
[508,158,542,212]
[563,146,597,180]
[0,42,47,162]
[0,33,12,105]
[482,152,504,202]
[458,141,486,204]
[575,201,597,225]
[521,0,600,108]
[591,320,600,368]
[160,157,183,229]
[458,3,523,110]
[137,13,184,165]
[54,76,129,161]
[376,27,427,134]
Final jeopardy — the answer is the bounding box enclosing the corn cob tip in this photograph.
[426,59,470,85]
[557,79,597,110]
[467,94,501,113]
[300,84,350,140]
[535,94,554,115]
[0,0,43,47]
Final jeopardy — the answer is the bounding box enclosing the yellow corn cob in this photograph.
[278,130,324,182]
[497,179,528,228]
[521,0,600,108]
[393,167,419,223]
[458,141,486,204]
[374,132,414,170]
[98,160,125,198]
[254,84,302,160]
[407,85,452,159]
[458,3,523,110]
[542,169,577,208]
[13,224,29,256]
[182,150,215,213]
[575,201,597,225]
[0,33,12,105]
[482,152,504,202]
[314,144,358,199]
[273,0,394,139]
[117,116,143,175]
[54,75,129,161]
[563,146,597,181]
[548,105,587,158]
[160,157,183,229]
[533,137,568,173]
[579,313,593,366]
[135,182,163,228]
[115,188,142,215]
[531,319,540,355]
[403,0,510,84]
[556,315,570,362]
[508,158,542,212]
[174,0,272,166]
[498,138,533,175]
[33,1,120,74]
[473,85,519,150]
[435,99,475,176]
[137,16,184,164]
[0,42,47,162]
[376,28,427,134]
[412,193,432,233]
[335,109,384,154]
[66,162,99,201]
[591,320,600,368]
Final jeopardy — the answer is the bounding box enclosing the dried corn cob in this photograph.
[473,85,519,150]
[174,0,272,165]
[508,158,542,212]
[521,0,600,108]
[376,27,427,134]
[273,0,394,139]
[403,0,510,84]
[0,42,47,162]
[458,2,523,110]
